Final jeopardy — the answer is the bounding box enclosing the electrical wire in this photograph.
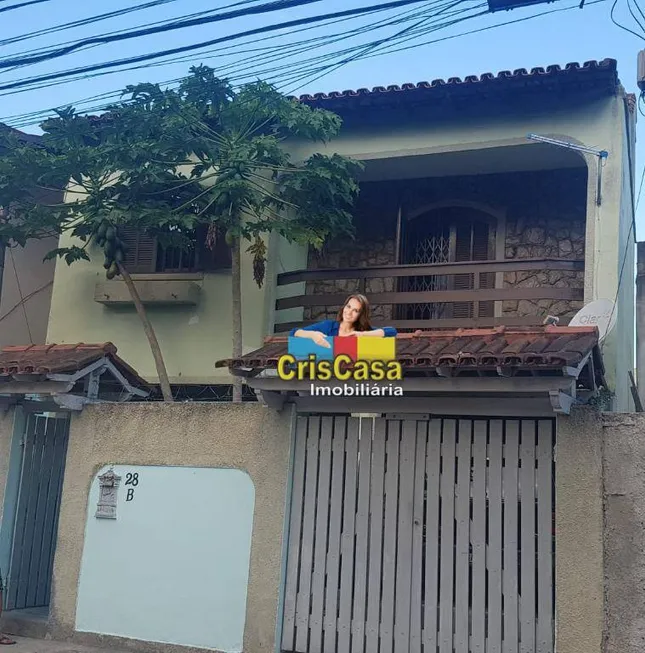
[0,0,188,48]
[0,1,445,96]
[0,0,437,93]
[1,0,604,129]
[0,0,52,14]
[7,246,33,343]
[0,0,334,70]
[610,0,645,38]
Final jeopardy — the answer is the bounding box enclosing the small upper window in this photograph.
[119,225,231,274]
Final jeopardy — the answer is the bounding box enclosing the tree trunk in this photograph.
[117,262,174,402]
[231,236,243,403]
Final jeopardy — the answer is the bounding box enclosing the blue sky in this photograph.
[1,0,643,228]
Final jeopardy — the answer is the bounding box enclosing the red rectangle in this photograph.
[333,336,358,361]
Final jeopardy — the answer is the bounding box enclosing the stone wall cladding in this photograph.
[304,239,396,322]
[503,215,586,319]
[302,168,587,324]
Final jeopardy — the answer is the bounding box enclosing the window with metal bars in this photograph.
[400,207,496,321]
[119,225,231,274]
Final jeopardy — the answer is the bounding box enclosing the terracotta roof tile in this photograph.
[216,326,601,374]
[295,59,618,106]
[0,342,147,388]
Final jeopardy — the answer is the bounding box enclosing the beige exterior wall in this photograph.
[45,231,304,384]
[283,93,635,409]
[0,237,57,348]
[48,402,293,653]
[554,408,645,653]
[602,412,645,653]
[44,92,634,402]
[555,409,605,653]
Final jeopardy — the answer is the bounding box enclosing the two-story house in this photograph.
[0,56,638,653]
[44,57,635,409]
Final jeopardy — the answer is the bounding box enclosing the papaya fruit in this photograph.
[97,222,108,239]
[105,226,116,242]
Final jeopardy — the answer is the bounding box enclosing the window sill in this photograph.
[128,272,204,282]
[94,277,202,306]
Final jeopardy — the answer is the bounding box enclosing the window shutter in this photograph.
[473,220,495,318]
[452,219,492,319]
[120,227,157,273]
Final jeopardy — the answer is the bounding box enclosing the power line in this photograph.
[0,0,603,129]
[0,0,435,93]
[7,247,33,343]
[0,0,53,14]
[0,0,332,70]
[0,0,185,48]
[610,0,645,38]
[0,1,435,93]
[1,1,483,121]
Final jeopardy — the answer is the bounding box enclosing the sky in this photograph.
[1,0,644,228]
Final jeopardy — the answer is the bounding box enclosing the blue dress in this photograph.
[290,319,397,338]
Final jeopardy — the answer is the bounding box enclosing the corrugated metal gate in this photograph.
[281,415,555,653]
[5,412,70,611]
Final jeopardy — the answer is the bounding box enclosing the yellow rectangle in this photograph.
[356,337,396,361]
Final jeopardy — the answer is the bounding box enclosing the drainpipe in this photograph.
[636,242,645,406]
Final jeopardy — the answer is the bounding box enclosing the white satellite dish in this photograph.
[569,298,617,342]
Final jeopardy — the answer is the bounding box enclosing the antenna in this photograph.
[526,133,608,205]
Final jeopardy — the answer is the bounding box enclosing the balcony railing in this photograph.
[274,257,584,333]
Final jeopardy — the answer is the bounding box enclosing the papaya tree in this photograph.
[126,67,363,401]
[0,114,199,402]
[0,66,362,403]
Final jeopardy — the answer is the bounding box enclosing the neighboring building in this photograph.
[45,58,635,408]
[0,126,58,348]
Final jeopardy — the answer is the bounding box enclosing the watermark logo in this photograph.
[277,336,403,396]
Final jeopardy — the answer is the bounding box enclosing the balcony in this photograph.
[274,257,584,333]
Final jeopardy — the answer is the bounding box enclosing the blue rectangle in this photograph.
[288,336,334,360]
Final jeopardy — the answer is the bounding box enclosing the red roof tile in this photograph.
[295,59,618,106]
[0,342,147,387]
[216,326,601,373]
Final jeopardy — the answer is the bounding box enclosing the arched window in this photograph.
[400,206,497,322]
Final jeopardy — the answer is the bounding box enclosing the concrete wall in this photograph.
[555,409,605,653]
[555,408,645,653]
[602,412,645,653]
[76,465,255,652]
[603,96,636,411]
[0,238,57,348]
[49,403,294,653]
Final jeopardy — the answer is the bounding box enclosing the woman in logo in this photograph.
[290,293,397,348]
